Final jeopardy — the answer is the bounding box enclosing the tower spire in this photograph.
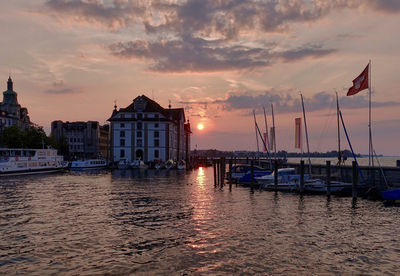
[7,75,13,91]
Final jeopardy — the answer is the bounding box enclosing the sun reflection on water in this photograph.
[196,167,205,189]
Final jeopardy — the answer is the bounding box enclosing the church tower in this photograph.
[3,76,18,105]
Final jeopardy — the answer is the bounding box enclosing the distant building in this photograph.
[51,120,110,160]
[0,76,32,129]
[108,95,191,163]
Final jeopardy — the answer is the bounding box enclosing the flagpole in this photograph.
[368,59,373,168]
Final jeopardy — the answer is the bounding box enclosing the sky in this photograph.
[1,0,400,155]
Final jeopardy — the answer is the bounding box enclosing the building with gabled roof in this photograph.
[107,95,191,164]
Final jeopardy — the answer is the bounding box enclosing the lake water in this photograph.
[1,167,400,275]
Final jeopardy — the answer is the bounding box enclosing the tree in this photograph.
[3,125,25,148]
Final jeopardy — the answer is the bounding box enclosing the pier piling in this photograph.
[300,160,305,194]
[352,161,358,199]
[326,160,331,196]
[274,160,278,191]
[213,160,217,187]
[250,160,254,186]
[229,159,232,189]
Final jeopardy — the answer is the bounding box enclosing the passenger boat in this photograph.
[70,159,107,170]
[0,148,68,176]
[130,159,148,169]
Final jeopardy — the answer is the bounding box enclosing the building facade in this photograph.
[108,95,191,164]
[51,121,110,160]
[0,76,32,129]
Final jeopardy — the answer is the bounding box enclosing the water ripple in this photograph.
[1,168,400,274]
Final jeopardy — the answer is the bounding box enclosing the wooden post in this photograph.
[326,160,331,196]
[220,157,225,186]
[246,156,249,164]
[250,160,254,186]
[300,160,305,194]
[229,159,233,188]
[213,159,217,187]
[274,160,278,191]
[217,159,220,186]
[352,161,358,199]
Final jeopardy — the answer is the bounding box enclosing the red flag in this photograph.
[347,63,369,96]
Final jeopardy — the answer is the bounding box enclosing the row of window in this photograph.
[69,137,83,143]
[119,113,160,119]
[119,122,159,129]
[119,130,159,138]
[119,139,159,147]
[120,149,159,158]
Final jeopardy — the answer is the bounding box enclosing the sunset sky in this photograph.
[1,0,399,155]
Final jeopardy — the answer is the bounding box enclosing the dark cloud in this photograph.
[109,37,333,72]
[43,0,145,30]
[44,80,82,94]
[365,0,400,13]
[40,0,399,73]
[215,90,400,114]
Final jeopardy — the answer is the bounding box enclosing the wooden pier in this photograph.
[205,157,400,200]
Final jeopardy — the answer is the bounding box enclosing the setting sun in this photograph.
[197,123,204,130]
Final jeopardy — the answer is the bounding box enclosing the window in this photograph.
[155,123,159,128]
[120,139,125,146]
[137,122,142,129]
[155,114,159,118]
[137,139,142,147]
[137,131,142,138]
[120,114,125,118]
[120,130,125,137]
[137,113,143,120]
[154,131,159,138]
[154,150,159,158]
[154,139,159,147]
[70,138,73,142]
[120,149,125,158]
[120,123,125,128]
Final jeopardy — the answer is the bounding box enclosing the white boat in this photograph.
[130,159,148,169]
[155,161,164,170]
[256,168,311,191]
[165,159,175,170]
[117,159,130,169]
[177,160,186,170]
[0,148,68,176]
[71,159,107,170]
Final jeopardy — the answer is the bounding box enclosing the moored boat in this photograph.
[165,159,175,170]
[130,159,148,169]
[117,159,130,169]
[0,148,68,176]
[177,160,186,170]
[71,159,107,170]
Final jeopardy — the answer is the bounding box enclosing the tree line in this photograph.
[0,125,68,155]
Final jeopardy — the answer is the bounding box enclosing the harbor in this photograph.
[1,167,400,275]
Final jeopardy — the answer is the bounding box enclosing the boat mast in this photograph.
[336,91,341,166]
[300,93,312,174]
[253,110,260,159]
[263,107,272,168]
[271,104,277,161]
